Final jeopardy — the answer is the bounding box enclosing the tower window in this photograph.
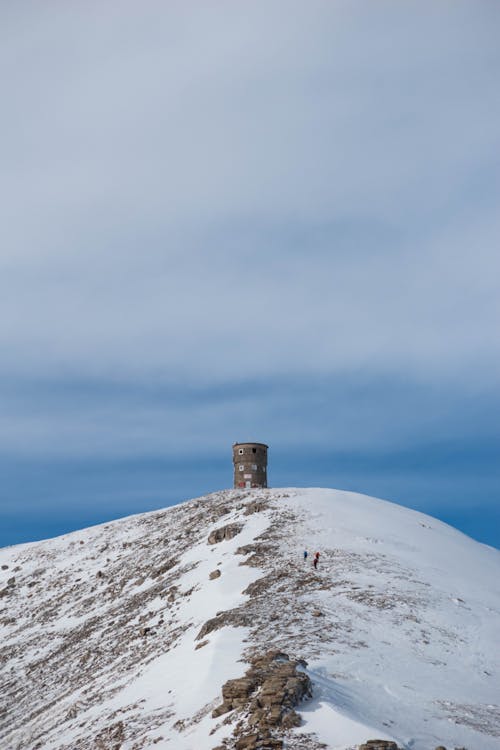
[239,464,244,471]
[238,449,244,455]
[252,448,256,453]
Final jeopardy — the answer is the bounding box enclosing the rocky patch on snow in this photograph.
[212,650,312,749]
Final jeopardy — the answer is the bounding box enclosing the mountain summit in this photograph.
[1,488,499,750]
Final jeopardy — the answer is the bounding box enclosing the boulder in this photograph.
[208,523,243,545]
[209,569,221,580]
[359,741,400,750]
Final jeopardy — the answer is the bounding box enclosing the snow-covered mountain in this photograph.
[1,488,499,750]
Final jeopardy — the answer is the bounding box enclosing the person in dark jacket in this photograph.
[313,551,320,569]
[303,550,308,561]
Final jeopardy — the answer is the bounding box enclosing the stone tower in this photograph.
[232,442,268,489]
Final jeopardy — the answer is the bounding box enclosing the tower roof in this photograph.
[233,442,269,449]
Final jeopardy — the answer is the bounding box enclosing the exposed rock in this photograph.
[236,541,273,569]
[210,569,222,580]
[197,614,226,640]
[195,639,209,650]
[1,564,8,570]
[236,544,258,556]
[212,702,232,718]
[196,609,254,640]
[244,501,267,516]
[359,741,401,750]
[208,523,244,545]
[151,558,178,578]
[94,720,125,749]
[234,734,259,749]
[212,650,311,745]
[312,610,323,617]
[65,702,84,720]
[235,734,283,749]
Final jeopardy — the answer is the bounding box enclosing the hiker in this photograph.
[303,550,308,561]
[313,551,320,569]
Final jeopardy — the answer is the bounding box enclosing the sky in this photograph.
[1,1,499,549]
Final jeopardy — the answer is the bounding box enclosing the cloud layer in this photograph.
[1,1,499,386]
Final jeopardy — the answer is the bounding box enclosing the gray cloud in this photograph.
[0,1,499,454]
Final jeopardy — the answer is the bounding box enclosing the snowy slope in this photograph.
[0,488,499,750]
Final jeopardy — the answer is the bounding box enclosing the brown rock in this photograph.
[208,523,243,545]
[209,569,221,580]
[359,741,400,750]
[281,709,301,728]
[196,615,224,640]
[151,558,178,578]
[244,501,266,515]
[212,650,311,744]
[235,734,259,750]
[222,676,257,705]
[94,720,125,750]
[212,701,233,718]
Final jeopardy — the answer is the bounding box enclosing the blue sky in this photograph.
[1,2,499,549]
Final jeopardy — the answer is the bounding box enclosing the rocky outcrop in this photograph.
[235,542,272,568]
[208,524,244,545]
[196,609,254,640]
[94,720,125,749]
[358,741,401,750]
[212,650,312,749]
[244,501,267,516]
[210,569,222,580]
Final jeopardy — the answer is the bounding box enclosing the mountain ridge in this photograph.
[1,488,499,750]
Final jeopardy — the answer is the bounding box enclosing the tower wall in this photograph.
[232,442,268,488]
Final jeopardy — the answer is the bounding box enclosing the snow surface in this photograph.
[1,487,499,750]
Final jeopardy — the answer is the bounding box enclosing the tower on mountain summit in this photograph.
[232,442,268,489]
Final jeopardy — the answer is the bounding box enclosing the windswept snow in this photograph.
[0,488,499,750]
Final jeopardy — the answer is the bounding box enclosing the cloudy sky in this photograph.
[1,1,499,548]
